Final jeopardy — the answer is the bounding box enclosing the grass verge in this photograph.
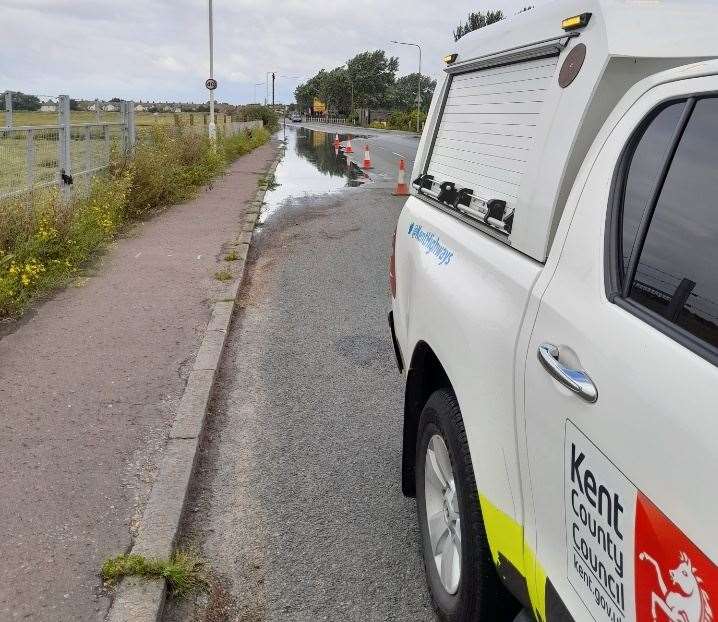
[0,125,271,318]
[101,551,208,597]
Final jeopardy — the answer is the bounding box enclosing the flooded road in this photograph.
[166,128,432,622]
[260,125,367,222]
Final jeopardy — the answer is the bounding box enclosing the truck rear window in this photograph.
[416,56,559,235]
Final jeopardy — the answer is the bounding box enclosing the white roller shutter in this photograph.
[422,55,559,226]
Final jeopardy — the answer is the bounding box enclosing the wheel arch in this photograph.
[401,340,454,497]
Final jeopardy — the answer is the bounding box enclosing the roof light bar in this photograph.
[561,13,592,31]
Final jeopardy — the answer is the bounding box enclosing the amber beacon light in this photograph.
[443,53,458,65]
[561,13,592,31]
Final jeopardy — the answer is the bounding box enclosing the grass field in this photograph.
[6,111,233,128]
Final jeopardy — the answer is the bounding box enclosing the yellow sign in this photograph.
[313,98,326,113]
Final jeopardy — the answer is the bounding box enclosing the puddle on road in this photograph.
[259,126,369,224]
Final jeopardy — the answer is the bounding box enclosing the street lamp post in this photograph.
[391,40,423,133]
[254,82,264,104]
[207,0,216,142]
[275,74,302,107]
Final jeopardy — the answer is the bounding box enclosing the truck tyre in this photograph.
[416,389,517,621]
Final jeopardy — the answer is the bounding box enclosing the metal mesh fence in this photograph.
[1,90,263,200]
[0,123,125,200]
[0,88,134,201]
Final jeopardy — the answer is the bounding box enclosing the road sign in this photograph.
[205,78,218,90]
[313,98,326,113]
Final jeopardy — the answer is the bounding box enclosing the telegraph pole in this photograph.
[272,72,276,107]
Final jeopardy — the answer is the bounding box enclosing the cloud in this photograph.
[1,0,548,104]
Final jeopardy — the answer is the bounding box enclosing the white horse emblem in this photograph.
[639,551,713,622]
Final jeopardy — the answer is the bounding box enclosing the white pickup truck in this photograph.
[388,2,718,621]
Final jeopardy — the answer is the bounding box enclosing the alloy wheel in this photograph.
[424,434,462,594]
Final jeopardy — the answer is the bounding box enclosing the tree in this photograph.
[388,73,436,112]
[295,70,328,112]
[7,92,41,111]
[346,50,399,110]
[234,104,279,131]
[320,67,353,114]
[69,99,81,111]
[453,9,504,41]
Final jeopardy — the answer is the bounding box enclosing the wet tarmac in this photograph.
[260,126,369,223]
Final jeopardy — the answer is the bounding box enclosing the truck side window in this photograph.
[625,98,718,350]
[620,102,685,277]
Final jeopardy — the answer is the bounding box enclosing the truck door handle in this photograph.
[537,343,598,403]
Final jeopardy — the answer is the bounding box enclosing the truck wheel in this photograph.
[416,389,516,621]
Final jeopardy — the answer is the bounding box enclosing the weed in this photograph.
[214,269,232,282]
[222,127,271,162]
[101,550,208,597]
[224,250,238,262]
[257,173,279,191]
[0,124,270,318]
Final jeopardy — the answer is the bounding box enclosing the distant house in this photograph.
[102,104,118,112]
[135,104,147,112]
[40,103,57,113]
[162,105,173,112]
[87,103,99,111]
[173,107,182,113]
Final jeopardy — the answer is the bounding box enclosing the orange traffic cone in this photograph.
[392,159,409,196]
[333,133,340,148]
[345,135,354,154]
[362,144,373,170]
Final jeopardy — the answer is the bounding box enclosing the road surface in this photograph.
[164,124,436,621]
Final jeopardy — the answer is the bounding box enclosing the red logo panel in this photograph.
[635,492,716,622]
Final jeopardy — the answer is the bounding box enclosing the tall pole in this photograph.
[417,46,422,133]
[207,0,216,142]
[391,40,423,132]
[272,72,275,107]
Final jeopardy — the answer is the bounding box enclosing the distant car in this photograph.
[290,114,302,123]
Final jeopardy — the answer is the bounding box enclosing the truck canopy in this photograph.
[415,0,718,261]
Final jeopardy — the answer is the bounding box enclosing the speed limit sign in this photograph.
[205,78,218,90]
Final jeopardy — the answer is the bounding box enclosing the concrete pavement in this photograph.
[0,141,278,621]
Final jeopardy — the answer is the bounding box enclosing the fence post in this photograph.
[58,94,71,199]
[103,124,110,161]
[4,91,12,128]
[84,125,92,188]
[119,101,126,152]
[94,99,101,123]
[26,128,34,192]
[127,100,136,151]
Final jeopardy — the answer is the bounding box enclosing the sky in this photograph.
[1,0,548,105]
